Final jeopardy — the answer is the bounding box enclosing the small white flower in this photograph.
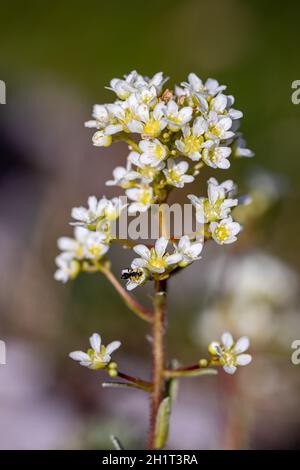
[133,71,169,95]
[175,117,207,161]
[69,333,121,370]
[105,95,139,134]
[135,86,158,107]
[126,186,153,214]
[207,177,236,203]
[139,139,168,167]
[210,217,241,244]
[108,74,137,100]
[163,159,194,188]
[106,165,140,187]
[108,71,168,100]
[128,151,165,183]
[85,104,112,129]
[188,178,237,223]
[164,100,193,132]
[54,253,80,283]
[182,73,226,97]
[208,331,252,374]
[202,140,232,169]
[121,266,149,290]
[174,235,203,266]
[206,111,234,141]
[71,196,107,225]
[132,237,182,274]
[57,226,90,260]
[84,232,109,260]
[128,102,167,137]
[92,131,112,147]
[102,197,128,221]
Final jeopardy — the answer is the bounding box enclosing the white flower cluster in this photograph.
[122,236,203,290]
[85,71,252,213]
[54,196,126,282]
[55,71,253,287]
[188,177,241,245]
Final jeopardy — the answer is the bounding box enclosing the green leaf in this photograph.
[154,397,171,450]
[110,435,124,450]
[102,381,143,390]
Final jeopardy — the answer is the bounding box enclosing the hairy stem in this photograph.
[148,278,167,449]
[99,266,153,323]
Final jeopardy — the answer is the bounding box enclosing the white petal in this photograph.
[167,100,178,114]
[106,341,121,355]
[126,188,140,202]
[69,351,90,362]
[57,237,77,252]
[166,253,182,265]
[126,280,138,291]
[193,117,207,136]
[177,161,189,173]
[236,354,252,366]
[89,333,101,353]
[71,207,87,222]
[178,235,190,251]
[133,244,150,260]
[218,159,230,169]
[54,269,68,283]
[212,94,227,113]
[223,364,237,375]
[208,185,219,205]
[234,336,250,354]
[74,226,90,243]
[131,258,148,268]
[188,243,203,258]
[103,124,121,135]
[155,237,168,257]
[221,331,234,349]
[228,222,241,236]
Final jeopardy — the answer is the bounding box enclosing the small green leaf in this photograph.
[154,397,171,450]
[166,377,179,403]
[102,381,143,390]
[110,435,124,450]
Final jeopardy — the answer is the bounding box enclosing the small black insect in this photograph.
[121,268,142,280]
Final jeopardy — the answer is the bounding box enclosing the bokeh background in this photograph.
[1,0,300,449]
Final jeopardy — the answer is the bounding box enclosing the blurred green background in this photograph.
[1,0,300,450]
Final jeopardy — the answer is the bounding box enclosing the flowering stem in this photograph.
[117,371,153,392]
[148,278,167,449]
[164,363,217,378]
[99,266,153,323]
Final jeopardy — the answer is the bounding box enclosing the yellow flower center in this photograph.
[215,225,230,241]
[203,200,221,221]
[139,188,152,205]
[168,113,181,124]
[207,125,221,138]
[149,248,167,270]
[75,245,85,259]
[155,144,165,160]
[143,118,161,137]
[219,349,236,367]
[88,244,104,259]
[184,135,203,153]
[89,345,109,369]
[168,168,182,183]
[140,167,156,181]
